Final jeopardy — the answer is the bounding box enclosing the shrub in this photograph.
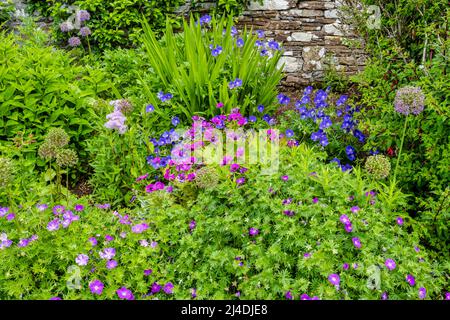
[26,0,184,50]
[0,28,111,178]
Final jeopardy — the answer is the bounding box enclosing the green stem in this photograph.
[56,165,61,199]
[393,115,409,183]
[66,169,70,206]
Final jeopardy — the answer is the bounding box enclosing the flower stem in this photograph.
[393,115,409,183]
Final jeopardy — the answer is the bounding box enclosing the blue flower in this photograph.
[277,93,290,105]
[257,105,265,113]
[146,104,155,113]
[249,115,257,122]
[353,129,366,143]
[231,26,238,37]
[336,95,348,107]
[210,45,223,57]
[236,38,244,47]
[304,86,313,95]
[256,30,265,38]
[260,49,269,56]
[199,14,211,25]
[285,129,294,138]
[268,40,280,50]
[172,116,180,127]
[341,164,353,172]
[319,116,332,130]
[229,78,243,89]
[369,148,380,155]
[330,158,341,165]
[157,91,173,103]
[255,40,264,47]
[345,145,356,161]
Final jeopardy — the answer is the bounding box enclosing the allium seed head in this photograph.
[195,166,220,189]
[0,157,14,188]
[365,155,391,179]
[56,149,78,168]
[394,86,425,115]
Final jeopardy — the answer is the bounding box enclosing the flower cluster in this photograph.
[104,100,129,134]
[394,86,425,116]
[38,128,78,167]
[60,9,91,47]
[46,205,80,231]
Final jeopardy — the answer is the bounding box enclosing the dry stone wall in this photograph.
[238,0,366,88]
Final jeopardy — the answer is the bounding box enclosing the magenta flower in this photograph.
[131,223,149,234]
[312,197,318,204]
[216,102,224,108]
[418,287,426,299]
[52,205,65,215]
[385,259,396,271]
[116,287,134,300]
[6,213,15,221]
[328,274,340,286]
[163,282,174,294]
[396,217,404,226]
[236,177,246,185]
[445,292,450,300]
[381,292,388,300]
[281,175,289,181]
[74,204,84,212]
[230,163,240,172]
[283,210,295,217]
[406,274,416,286]
[106,260,118,269]
[285,291,293,300]
[75,254,89,266]
[249,227,259,236]
[49,297,62,300]
[89,280,104,295]
[343,263,349,270]
[304,252,311,259]
[352,237,362,249]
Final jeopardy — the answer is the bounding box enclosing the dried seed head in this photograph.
[38,142,58,160]
[195,166,219,189]
[45,128,70,149]
[365,155,391,180]
[56,149,78,168]
[0,157,14,188]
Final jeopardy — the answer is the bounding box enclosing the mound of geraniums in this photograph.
[0,110,448,300]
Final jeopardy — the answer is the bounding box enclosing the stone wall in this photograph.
[238,0,366,88]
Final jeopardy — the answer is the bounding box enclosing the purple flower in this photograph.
[131,223,149,234]
[151,282,162,294]
[59,22,71,32]
[236,177,246,185]
[146,104,155,113]
[144,269,153,276]
[256,30,265,38]
[151,241,158,248]
[445,292,450,300]
[385,259,396,271]
[285,291,293,300]
[283,210,295,217]
[6,213,15,221]
[199,14,211,25]
[49,297,62,300]
[249,228,259,237]
[236,38,244,47]
[68,36,81,47]
[418,287,426,299]
[343,263,349,270]
[304,253,311,259]
[396,217,404,226]
[106,260,118,269]
[350,206,360,213]
[116,287,134,300]
[79,26,91,37]
[406,274,416,286]
[340,214,350,224]
[77,9,90,22]
[89,280,104,295]
[381,292,389,300]
[344,223,353,233]
[228,78,243,90]
[353,263,359,269]
[210,45,223,57]
[17,238,30,248]
[328,274,340,286]
[52,205,65,215]
[74,204,84,212]
[47,219,60,232]
[36,204,48,211]
[352,237,362,249]
[312,197,318,204]
[140,240,149,247]
[105,235,114,242]
[189,220,196,231]
[281,175,289,181]
[414,246,420,252]
[75,254,89,266]
[89,237,98,246]
[300,294,310,300]
[99,248,116,260]
[191,288,197,298]
[163,282,174,294]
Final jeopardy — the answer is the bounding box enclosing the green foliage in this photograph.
[1,144,447,299]
[141,15,284,120]
[192,0,262,16]
[0,0,15,27]
[0,28,111,178]
[26,0,184,50]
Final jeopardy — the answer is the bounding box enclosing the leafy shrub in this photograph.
[0,0,15,26]
[26,0,184,50]
[0,143,448,299]
[0,29,111,178]
[141,15,284,120]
